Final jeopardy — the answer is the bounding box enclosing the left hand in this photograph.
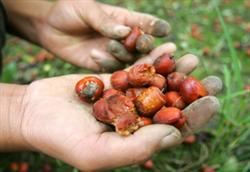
[38,0,172,72]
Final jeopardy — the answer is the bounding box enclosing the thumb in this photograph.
[82,125,182,170]
[76,1,131,38]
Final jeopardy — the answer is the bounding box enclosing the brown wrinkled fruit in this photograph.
[126,88,146,101]
[165,91,186,109]
[153,107,181,125]
[103,88,124,99]
[180,76,208,104]
[93,94,140,136]
[111,70,129,91]
[135,87,166,116]
[150,74,167,91]
[138,117,153,127]
[167,72,187,91]
[75,76,104,102]
[153,53,176,76]
[136,34,155,53]
[124,26,142,52]
[128,64,156,87]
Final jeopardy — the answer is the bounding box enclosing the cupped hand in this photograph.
[38,0,171,72]
[20,45,222,171]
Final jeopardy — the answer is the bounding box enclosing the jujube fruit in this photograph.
[180,76,208,104]
[153,107,181,124]
[138,117,153,127]
[75,76,104,102]
[103,88,124,99]
[153,53,176,76]
[126,88,146,101]
[111,70,129,91]
[135,86,166,116]
[124,26,142,52]
[165,91,186,109]
[167,72,186,91]
[150,74,167,91]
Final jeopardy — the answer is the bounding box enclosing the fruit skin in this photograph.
[111,70,129,91]
[103,88,124,99]
[174,116,186,129]
[153,107,181,124]
[136,34,155,53]
[167,72,186,91]
[153,53,176,76]
[180,76,208,104]
[138,117,153,127]
[150,74,167,91]
[75,76,104,102]
[128,64,156,87]
[126,88,146,101]
[93,94,140,136]
[124,26,142,52]
[165,91,186,109]
[135,87,166,117]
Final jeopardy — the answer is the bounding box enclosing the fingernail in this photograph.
[201,76,223,96]
[160,128,182,150]
[113,25,131,38]
[151,20,171,37]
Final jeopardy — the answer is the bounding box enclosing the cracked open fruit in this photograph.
[75,76,104,102]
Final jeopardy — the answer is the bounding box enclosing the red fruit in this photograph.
[75,76,104,102]
[174,116,186,129]
[124,26,142,52]
[202,165,216,172]
[183,135,197,144]
[150,74,167,91]
[142,159,154,169]
[126,88,146,101]
[19,162,29,172]
[9,162,19,171]
[128,64,156,87]
[93,95,140,136]
[135,87,166,116]
[180,77,208,104]
[138,117,153,127]
[103,88,124,99]
[111,70,129,91]
[153,53,176,76]
[165,91,186,109]
[153,107,181,124]
[167,72,186,91]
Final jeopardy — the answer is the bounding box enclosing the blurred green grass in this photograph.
[1,0,250,171]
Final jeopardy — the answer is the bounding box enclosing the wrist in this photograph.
[2,0,53,45]
[0,84,31,151]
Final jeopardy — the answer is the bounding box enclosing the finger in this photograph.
[134,42,177,65]
[91,49,125,72]
[107,40,134,62]
[99,3,171,37]
[180,96,220,136]
[176,54,199,74]
[201,76,223,96]
[80,125,181,170]
[76,1,131,38]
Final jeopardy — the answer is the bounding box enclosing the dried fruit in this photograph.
[75,76,104,102]
[93,94,140,136]
[180,77,208,104]
[103,88,124,99]
[124,26,142,52]
[153,53,176,76]
[135,87,166,116]
[136,34,155,53]
[153,107,181,124]
[167,72,186,91]
[128,64,156,87]
[126,88,146,101]
[138,117,153,127]
[111,70,129,91]
[150,74,167,91]
[165,91,186,109]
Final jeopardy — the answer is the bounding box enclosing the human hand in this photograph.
[38,0,171,72]
[20,47,222,171]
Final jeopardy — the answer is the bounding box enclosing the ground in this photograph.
[1,0,250,171]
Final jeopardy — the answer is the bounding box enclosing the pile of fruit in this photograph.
[75,52,208,136]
